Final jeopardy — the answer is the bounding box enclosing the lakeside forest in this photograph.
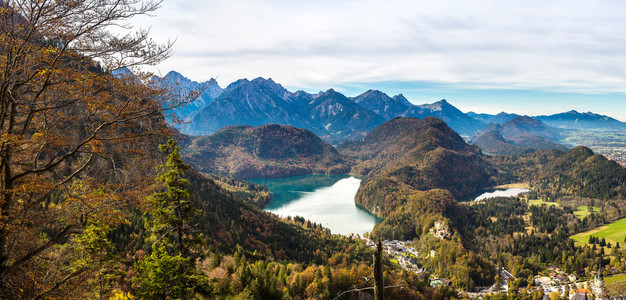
[1,1,626,299]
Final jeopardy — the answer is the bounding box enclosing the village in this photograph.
[357,219,622,299]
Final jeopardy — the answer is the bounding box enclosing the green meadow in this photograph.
[527,199,559,207]
[605,273,626,286]
[570,217,626,247]
[573,205,600,220]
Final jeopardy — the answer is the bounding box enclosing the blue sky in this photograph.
[128,0,626,121]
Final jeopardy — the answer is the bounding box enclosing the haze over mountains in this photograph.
[156,71,626,145]
[469,116,570,155]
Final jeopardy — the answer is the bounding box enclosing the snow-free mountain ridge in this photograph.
[151,71,626,143]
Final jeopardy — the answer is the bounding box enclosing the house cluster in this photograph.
[533,267,577,292]
[531,267,609,300]
[366,239,426,274]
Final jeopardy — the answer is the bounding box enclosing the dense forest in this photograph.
[491,146,626,200]
[457,196,625,281]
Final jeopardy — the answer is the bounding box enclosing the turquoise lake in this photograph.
[250,174,382,236]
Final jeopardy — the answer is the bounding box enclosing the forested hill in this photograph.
[491,146,626,199]
[343,117,495,199]
[337,117,496,289]
[181,124,350,179]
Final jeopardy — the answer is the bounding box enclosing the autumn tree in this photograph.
[0,0,191,298]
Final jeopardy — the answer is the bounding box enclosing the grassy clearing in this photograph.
[605,273,626,284]
[574,206,600,220]
[522,213,535,234]
[527,199,559,207]
[570,217,626,247]
[389,258,400,269]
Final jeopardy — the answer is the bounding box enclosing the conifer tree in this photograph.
[147,138,200,257]
[132,139,207,299]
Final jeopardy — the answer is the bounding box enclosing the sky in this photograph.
[128,0,626,121]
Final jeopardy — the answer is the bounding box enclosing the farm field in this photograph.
[570,217,626,247]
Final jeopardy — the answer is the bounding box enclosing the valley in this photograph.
[169,101,626,297]
[4,1,626,299]
[174,109,626,297]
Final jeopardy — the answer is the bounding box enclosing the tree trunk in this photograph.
[374,239,384,300]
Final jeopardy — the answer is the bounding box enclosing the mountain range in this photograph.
[535,110,626,130]
[154,71,626,144]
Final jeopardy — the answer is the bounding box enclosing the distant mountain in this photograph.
[157,70,494,140]
[304,89,385,141]
[467,112,520,125]
[187,77,322,136]
[152,71,223,123]
[499,116,559,141]
[351,90,412,120]
[471,116,568,155]
[186,78,383,142]
[410,100,487,136]
[471,129,567,156]
[535,110,626,130]
[181,124,350,179]
[471,130,533,156]
[466,112,492,123]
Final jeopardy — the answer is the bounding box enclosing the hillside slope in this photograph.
[343,117,494,200]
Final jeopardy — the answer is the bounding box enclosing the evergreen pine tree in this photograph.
[132,139,207,298]
[148,139,200,257]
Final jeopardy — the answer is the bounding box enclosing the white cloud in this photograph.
[129,0,626,95]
